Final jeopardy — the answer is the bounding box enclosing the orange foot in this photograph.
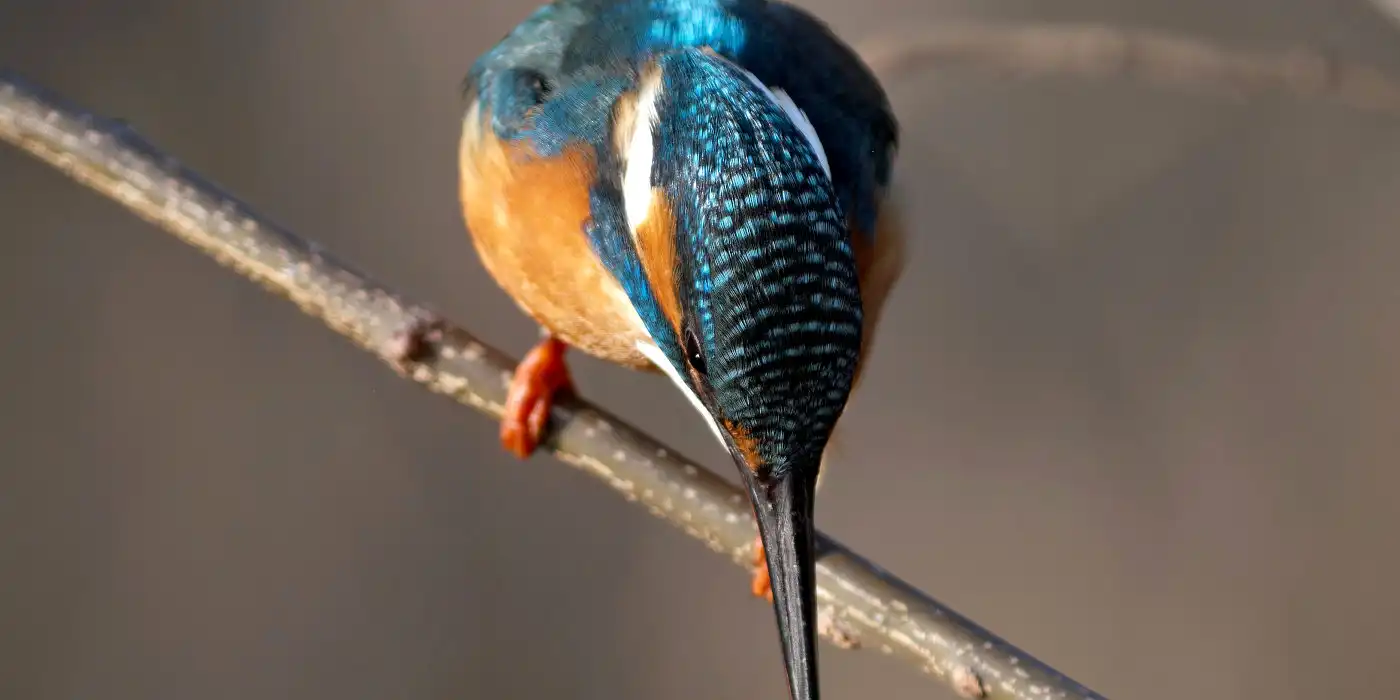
[501,336,574,459]
[751,535,773,602]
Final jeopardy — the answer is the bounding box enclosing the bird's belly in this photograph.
[459,102,654,370]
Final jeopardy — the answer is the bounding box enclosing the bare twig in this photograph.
[860,23,1400,116]
[17,19,1398,699]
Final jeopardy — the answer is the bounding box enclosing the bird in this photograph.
[457,1,902,698]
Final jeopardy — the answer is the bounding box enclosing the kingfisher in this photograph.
[457,1,902,697]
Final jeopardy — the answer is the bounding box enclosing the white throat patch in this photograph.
[622,69,663,238]
[635,340,728,449]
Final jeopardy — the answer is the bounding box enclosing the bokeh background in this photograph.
[5,1,1400,698]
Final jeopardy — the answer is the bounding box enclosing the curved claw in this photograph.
[501,336,574,458]
[750,535,774,602]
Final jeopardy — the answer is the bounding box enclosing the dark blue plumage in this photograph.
[459,4,899,700]
[648,49,862,475]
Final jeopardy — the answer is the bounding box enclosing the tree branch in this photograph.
[14,21,1399,699]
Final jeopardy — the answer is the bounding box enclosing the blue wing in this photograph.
[741,1,899,235]
[464,0,898,237]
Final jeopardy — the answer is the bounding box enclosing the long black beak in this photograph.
[741,458,822,700]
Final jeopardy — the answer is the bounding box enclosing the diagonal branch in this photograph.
[13,21,1400,699]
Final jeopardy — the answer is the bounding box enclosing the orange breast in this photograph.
[458,101,655,370]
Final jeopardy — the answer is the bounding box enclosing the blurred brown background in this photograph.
[4,1,1400,698]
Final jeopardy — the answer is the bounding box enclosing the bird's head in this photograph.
[607,47,863,699]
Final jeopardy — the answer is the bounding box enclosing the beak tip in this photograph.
[739,459,823,700]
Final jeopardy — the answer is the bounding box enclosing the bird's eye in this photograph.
[683,327,707,376]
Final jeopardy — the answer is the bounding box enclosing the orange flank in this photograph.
[459,102,655,370]
[634,188,683,337]
[847,209,906,391]
[723,418,765,472]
